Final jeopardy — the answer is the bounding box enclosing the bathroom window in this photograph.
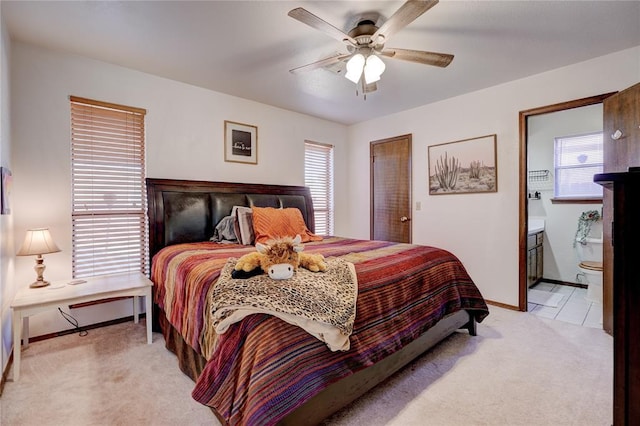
[553,132,603,200]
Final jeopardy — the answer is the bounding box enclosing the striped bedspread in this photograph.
[151,237,489,426]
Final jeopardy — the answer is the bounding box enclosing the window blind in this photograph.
[70,96,149,278]
[305,141,334,236]
[554,132,603,198]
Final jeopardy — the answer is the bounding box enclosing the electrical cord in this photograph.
[58,307,88,337]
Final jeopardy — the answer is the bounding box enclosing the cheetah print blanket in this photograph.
[211,257,357,351]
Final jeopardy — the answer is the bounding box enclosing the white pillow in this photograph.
[233,206,254,245]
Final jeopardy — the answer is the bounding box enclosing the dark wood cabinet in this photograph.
[594,171,640,426]
[603,83,640,334]
[527,231,543,287]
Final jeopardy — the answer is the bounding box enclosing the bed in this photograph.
[146,178,489,426]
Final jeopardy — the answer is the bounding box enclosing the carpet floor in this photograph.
[1,306,612,425]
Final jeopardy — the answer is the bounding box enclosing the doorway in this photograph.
[370,134,412,243]
[518,93,614,326]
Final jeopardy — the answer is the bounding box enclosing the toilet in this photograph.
[575,235,603,304]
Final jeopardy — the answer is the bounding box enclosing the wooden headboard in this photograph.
[146,178,315,259]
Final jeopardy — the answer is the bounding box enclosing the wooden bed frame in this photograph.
[146,178,476,425]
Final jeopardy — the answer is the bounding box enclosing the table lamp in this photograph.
[17,228,61,288]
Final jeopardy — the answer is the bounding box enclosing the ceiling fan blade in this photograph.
[381,48,453,68]
[289,53,352,74]
[371,0,439,46]
[288,7,357,46]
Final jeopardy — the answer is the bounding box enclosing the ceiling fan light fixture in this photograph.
[288,1,454,97]
[345,53,365,83]
[364,54,385,84]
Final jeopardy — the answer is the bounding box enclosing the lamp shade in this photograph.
[364,55,386,84]
[17,228,61,256]
[345,53,365,84]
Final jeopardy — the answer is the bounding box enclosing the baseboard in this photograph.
[0,350,12,396]
[540,278,588,289]
[485,299,519,311]
[25,313,147,344]
[0,313,147,392]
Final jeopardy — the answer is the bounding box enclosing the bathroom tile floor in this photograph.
[528,281,602,329]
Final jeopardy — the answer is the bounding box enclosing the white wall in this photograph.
[7,38,640,337]
[0,10,15,376]
[528,104,603,284]
[345,46,640,307]
[10,42,348,338]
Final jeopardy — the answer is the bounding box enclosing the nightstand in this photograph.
[11,272,153,381]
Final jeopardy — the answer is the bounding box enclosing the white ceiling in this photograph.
[3,1,640,125]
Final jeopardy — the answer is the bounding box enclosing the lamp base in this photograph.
[30,280,50,288]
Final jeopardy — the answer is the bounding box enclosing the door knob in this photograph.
[400,216,410,222]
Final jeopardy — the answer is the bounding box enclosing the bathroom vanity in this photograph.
[527,219,545,287]
[527,231,544,287]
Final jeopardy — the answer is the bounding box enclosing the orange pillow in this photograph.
[252,207,323,244]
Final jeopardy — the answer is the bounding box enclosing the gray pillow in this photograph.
[210,215,238,243]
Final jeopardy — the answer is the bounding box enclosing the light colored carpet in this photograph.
[528,289,565,307]
[1,306,612,426]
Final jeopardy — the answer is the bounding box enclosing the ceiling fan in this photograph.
[288,0,454,97]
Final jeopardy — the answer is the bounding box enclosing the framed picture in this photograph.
[224,120,258,164]
[1,166,12,214]
[428,134,497,195]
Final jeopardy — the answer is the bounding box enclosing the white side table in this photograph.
[11,272,153,381]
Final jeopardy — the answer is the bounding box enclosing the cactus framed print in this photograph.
[428,134,497,195]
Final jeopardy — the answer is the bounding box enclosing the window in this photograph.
[304,141,334,236]
[554,132,603,199]
[70,96,148,278]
